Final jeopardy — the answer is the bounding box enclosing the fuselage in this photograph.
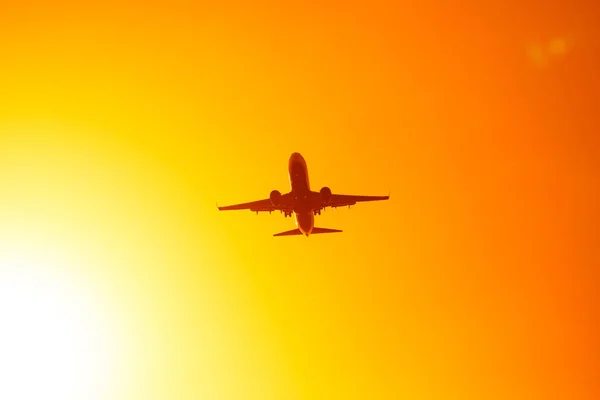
[288,152,314,236]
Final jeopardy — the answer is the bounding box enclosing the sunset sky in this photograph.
[0,1,598,399]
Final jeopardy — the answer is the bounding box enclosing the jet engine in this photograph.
[270,190,282,206]
[320,186,332,204]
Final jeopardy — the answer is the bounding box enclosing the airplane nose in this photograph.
[290,152,305,164]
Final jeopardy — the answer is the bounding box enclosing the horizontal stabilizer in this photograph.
[273,229,303,237]
[311,227,342,234]
[273,227,343,237]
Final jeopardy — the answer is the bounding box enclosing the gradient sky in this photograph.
[0,1,598,399]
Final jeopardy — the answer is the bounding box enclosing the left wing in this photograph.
[218,193,293,212]
[218,198,275,212]
[327,193,389,208]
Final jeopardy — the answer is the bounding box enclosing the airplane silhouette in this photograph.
[217,153,389,236]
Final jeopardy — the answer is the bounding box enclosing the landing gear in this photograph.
[284,211,293,218]
[314,209,321,216]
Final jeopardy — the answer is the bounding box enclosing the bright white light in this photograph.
[0,248,116,400]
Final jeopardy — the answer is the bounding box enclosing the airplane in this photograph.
[217,152,390,237]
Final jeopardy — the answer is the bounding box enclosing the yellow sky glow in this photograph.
[1,2,598,399]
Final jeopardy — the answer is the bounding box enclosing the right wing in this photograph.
[217,193,293,212]
[327,193,390,208]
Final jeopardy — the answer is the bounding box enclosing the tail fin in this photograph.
[273,227,342,236]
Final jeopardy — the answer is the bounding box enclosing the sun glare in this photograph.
[0,245,118,400]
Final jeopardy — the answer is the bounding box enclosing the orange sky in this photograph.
[0,1,598,399]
